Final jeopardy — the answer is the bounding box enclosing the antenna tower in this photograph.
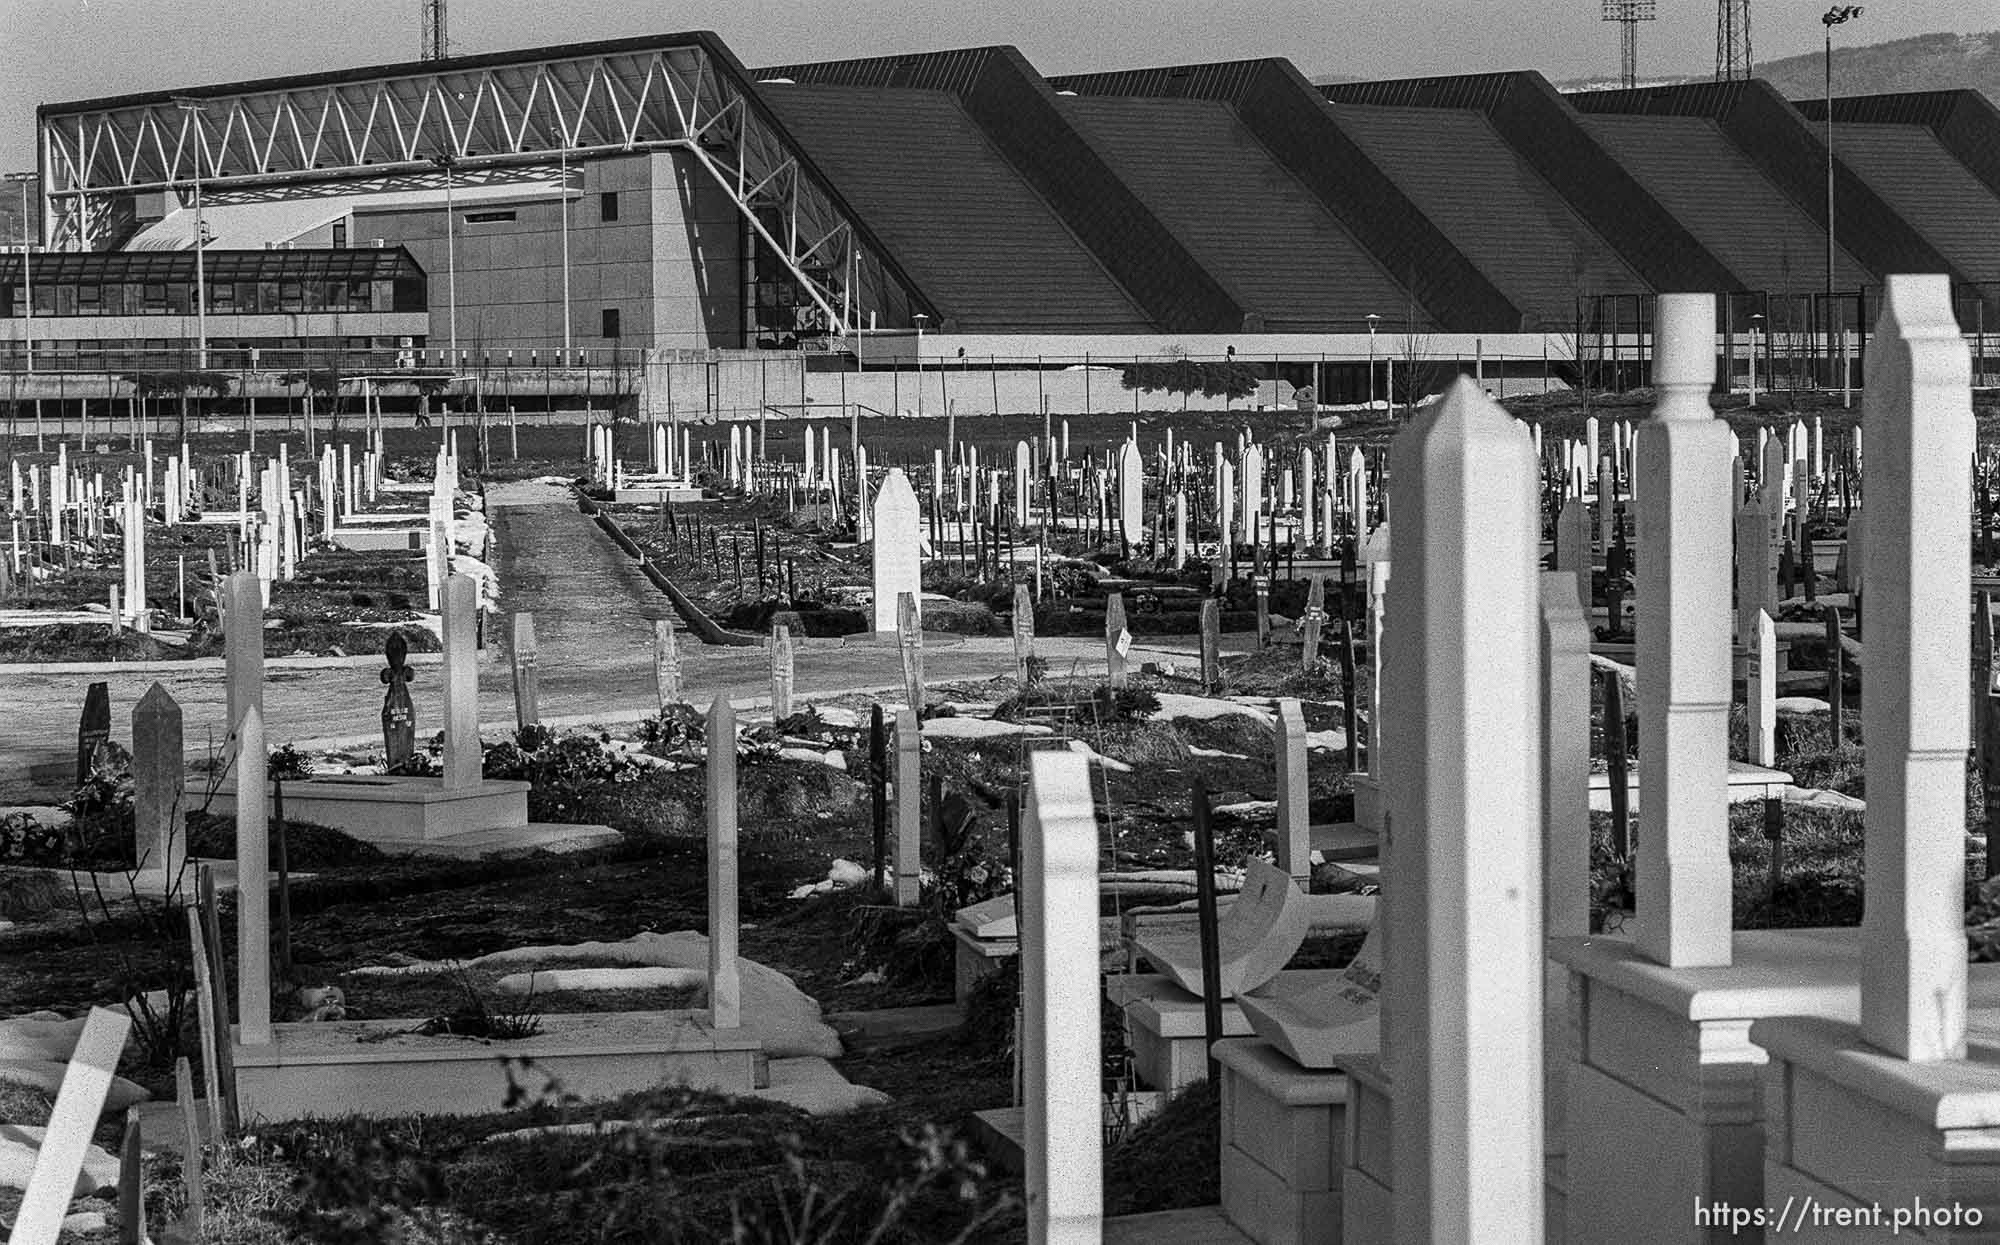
[1717,0,1753,78]
[421,0,448,61]
[1601,0,1657,89]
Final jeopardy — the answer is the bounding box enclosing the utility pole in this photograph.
[171,97,210,370]
[1823,5,1863,400]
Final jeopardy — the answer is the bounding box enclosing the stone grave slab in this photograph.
[1128,860,1314,1000]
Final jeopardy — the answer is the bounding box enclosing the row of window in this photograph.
[3,278,423,319]
[461,192,618,227]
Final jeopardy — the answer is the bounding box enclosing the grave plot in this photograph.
[0,428,496,664]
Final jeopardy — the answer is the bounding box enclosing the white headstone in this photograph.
[872,468,922,633]
[1275,698,1310,885]
[1634,294,1734,969]
[440,574,482,790]
[1859,274,1972,1062]
[707,697,742,1029]
[1021,751,1103,1243]
[1382,377,1543,1240]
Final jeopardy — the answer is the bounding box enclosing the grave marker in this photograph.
[894,707,922,907]
[1634,293,1734,969]
[1199,599,1221,692]
[1749,610,1777,768]
[9,1008,134,1245]
[1859,274,1972,1061]
[872,468,922,633]
[76,681,110,786]
[1301,574,1326,668]
[1540,574,1591,941]
[898,592,923,711]
[1380,378,1544,1240]
[440,575,481,789]
[510,612,539,730]
[770,624,795,720]
[1275,699,1310,885]
[707,698,742,1030]
[133,683,186,883]
[1105,592,1130,689]
[1013,583,1035,683]
[654,618,682,709]
[234,705,272,1047]
[1020,751,1102,1243]
[379,633,418,771]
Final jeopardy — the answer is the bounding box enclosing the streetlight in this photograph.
[430,152,459,369]
[171,97,210,370]
[1748,311,1764,405]
[549,128,572,365]
[1364,313,1381,409]
[1822,4,1862,402]
[2,172,35,373]
[912,311,928,422]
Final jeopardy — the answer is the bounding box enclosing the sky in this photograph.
[1,0,1987,174]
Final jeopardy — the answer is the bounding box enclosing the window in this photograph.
[332,219,347,248]
[601,307,621,338]
[464,210,516,224]
[600,192,619,222]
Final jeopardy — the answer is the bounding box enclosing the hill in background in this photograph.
[1550,29,2000,102]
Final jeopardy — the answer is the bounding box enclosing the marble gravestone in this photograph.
[872,468,922,634]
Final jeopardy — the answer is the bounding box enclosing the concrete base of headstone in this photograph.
[1307,823,1380,863]
[1122,894,1376,967]
[1585,759,1793,814]
[612,484,705,504]
[952,925,1017,1009]
[331,523,430,553]
[1106,1205,1255,1243]
[1109,971,1349,1092]
[1349,776,1383,835]
[970,1094,1170,1176]
[210,775,536,849]
[1551,927,1886,1244]
[1753,1016,2000,1244]
[233,1009,763,1122]
[1217,1038,1350,1245]
[1338,1055,1395,1245]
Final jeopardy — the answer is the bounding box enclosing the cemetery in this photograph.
[5,280,2000,1244]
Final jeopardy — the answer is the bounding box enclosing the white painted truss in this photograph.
[36,35,929,338]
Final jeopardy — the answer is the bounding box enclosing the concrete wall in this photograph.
[349,151,743,355]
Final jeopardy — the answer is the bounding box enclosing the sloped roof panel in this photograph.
[1821,124,2000,283]
[1058,97,1423,331]
[758,84,1151,332]
[1577,114,1872,292]
[1326,105,1647,329]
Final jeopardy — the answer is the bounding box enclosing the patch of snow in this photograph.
[1776,697,1831,713]
[1065,738,1133,773]
[1783,785,1864,812]
[921,716,1054,739]
[1146,693,1275,726]
[1186,746,1250,760]
[778,746,848,771]
[1305,729,1349,752]
[1213,800,1278,818]
[493,966,706,995]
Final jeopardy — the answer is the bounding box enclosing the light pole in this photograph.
[550,129,572,365]
[1748,312,1763,405]
[430,152,459,369]
[912,311,928,422]
[1364,313,1381,409]
[1822,5,1862,400]
[3,172,34,373]
[171,97,210,370]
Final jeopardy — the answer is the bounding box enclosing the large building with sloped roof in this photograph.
[7,30,1999,383]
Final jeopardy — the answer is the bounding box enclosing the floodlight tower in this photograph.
[1602,0,1657,89]
[1717,0,1754,79]
[421,0,448,60]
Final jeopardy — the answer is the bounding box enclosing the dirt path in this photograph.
[0,486,1204,802]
